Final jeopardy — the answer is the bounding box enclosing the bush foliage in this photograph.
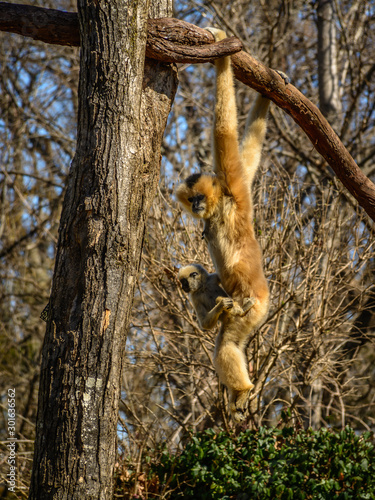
[148,426,375,499]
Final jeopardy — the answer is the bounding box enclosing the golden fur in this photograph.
[176,28,270,420]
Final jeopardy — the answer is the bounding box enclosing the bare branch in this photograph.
[147,18,242,63]
[0,3,374,221]
[0,2,80,46]
[0,5,242,60]
[230,50,375,222]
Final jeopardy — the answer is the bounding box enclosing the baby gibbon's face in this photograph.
[178,265,206,293]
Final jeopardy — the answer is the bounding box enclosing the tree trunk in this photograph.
[317,0,342,130]
[28,0,177,498]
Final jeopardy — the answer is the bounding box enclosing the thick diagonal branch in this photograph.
[0,3,374,221]
[230,51,375,222]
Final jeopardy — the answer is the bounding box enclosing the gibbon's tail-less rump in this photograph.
[176,28,270,421]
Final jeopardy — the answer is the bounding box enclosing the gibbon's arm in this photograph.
[194,296,228,330]
[240,95,270,190]
[194,295,254,329]
[207,28,249,212]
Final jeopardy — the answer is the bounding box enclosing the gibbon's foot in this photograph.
[231,385,254,422]
[216,296,234,311]
[241,297,256,316]
[205,27,227,42]
[232,410,246,422]
[275,70,290,85]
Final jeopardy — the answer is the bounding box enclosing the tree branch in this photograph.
[229,51,375,222]
[0,2,374,221]
[147,18,242,63]
[0,2,80,46]
[0,4,242,59]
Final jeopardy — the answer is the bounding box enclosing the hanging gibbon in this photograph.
[176,28,270,420]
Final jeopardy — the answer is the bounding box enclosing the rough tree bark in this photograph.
[28,0,177,498]
[0,5,374,221]
[312,0,342,429]
[317,0,342,129]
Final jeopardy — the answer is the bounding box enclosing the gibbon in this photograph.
[178,263,255,329]
[176,28,270,420]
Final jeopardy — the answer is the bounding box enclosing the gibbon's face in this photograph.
[176,173,220,219]
[178,265,206,293]
[189,193,206,215]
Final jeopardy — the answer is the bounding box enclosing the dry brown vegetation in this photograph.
[0,0,374,495]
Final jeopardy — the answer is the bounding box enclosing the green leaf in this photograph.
[361,458,369,471]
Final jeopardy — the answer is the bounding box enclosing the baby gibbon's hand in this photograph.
[216,296,234,311]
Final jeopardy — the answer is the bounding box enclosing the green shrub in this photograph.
[149,426,375,499]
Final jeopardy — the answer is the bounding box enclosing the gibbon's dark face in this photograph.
[179,275,194,293]
[188,193,206,215]
[176,173,221,220]
[178,265,206,293]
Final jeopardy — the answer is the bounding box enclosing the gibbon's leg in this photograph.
[214,329,254,422]
[206,28,242,180]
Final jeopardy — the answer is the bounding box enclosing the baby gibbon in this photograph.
[176,28,270,420]
[178,263,255,421]
[178,264,255,329]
